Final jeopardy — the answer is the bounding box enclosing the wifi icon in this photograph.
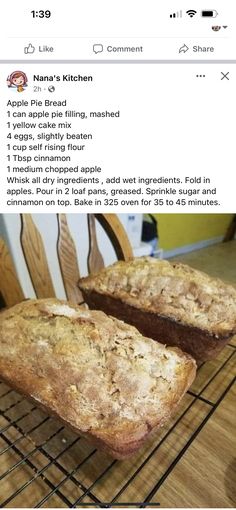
[186,9,197,17]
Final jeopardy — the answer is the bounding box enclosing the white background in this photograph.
[0,63,235,212]
[0,0,235,214]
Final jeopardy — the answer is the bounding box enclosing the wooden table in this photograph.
[0,337,235,508]
[0,242,235,508]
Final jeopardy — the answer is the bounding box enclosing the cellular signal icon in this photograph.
[170,10,182,18]
[186,9,197,17]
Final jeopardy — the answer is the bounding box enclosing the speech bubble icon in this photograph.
[93,44,103,54]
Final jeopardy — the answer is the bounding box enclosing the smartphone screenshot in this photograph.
[0,2,235,509]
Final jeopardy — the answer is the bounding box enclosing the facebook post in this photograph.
[0,1,235,509]
[1,63,235,212]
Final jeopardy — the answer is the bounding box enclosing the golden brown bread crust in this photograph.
[78,258,236,364]
[0,299,196,459]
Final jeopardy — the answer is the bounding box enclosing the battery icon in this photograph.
[201,10,218,17]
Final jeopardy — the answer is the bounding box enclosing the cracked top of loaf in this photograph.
[0,298,195,458]
[79,257,236,337]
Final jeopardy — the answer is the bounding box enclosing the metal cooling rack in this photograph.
[0,343,235,508]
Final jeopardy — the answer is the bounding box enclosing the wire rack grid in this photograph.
[0,340,235,508]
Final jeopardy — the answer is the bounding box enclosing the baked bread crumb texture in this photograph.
[0,299,196,458]
[79,257,236,336]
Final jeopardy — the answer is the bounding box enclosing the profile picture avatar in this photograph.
[7,71,28,92]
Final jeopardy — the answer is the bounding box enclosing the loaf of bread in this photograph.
[78,257,236,364]
[0,298,196,459]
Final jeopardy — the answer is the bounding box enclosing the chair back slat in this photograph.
[0,213,134,307]
[87,214,105,274]
[57,214,83,304]
[95,214,133,261]
[21,214,55,298]
[0,237,25,307]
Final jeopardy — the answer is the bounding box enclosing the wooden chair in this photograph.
[0,214,133,308]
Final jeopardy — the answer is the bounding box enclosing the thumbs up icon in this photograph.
[24,43,35,54]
